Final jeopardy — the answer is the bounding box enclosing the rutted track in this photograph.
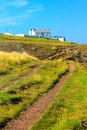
[3,64,75,130]
[0,63,43,91]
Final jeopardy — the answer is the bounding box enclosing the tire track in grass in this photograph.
[3,64,75,130]
[0,63,43,91]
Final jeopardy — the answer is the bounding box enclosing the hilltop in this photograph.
[0,34,87,63]
[0,34,87,130]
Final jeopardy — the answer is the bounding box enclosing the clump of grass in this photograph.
[0,51,38,74]
[0,59,10,74]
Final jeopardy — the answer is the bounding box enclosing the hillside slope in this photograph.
[0,34,87,62]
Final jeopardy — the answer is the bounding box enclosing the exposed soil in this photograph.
[3,64,75,130]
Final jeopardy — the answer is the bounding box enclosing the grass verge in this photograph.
[30,62,87,130]
[0,34,74,45]
[0,60,68,128]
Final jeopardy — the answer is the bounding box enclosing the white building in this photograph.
[53,36,65,42]
[4,32,13,36]
[29,28,51,38]
[15,34,24,37]
[58,37,65,42]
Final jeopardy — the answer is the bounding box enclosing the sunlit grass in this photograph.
[0,34,74,45]
[0,51,38,74]
[30,62,87,130]
[0,60,68,128]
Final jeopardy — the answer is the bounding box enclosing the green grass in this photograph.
[0,60,68,128]
[0,61,39,88]
[0,51,39,88]
[0,34,77,60]
[30,62,87,130]
[0,34,74,45]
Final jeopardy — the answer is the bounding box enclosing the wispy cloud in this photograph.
[0,0,43,27]
[27,4,43,13]
[6,0,28,7]
[0,0,28,8]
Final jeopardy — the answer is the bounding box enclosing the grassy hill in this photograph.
[0,34,74,45]
[0,34,87,129]
[0,34,87,63]
[0,34,77,60]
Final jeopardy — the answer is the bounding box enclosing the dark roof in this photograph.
[35,30,51,33]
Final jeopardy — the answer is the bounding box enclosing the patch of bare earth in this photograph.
[3,64,75,130]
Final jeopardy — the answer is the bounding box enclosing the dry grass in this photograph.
[0,51,38,74]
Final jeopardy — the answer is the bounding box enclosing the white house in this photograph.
[29,28,51,38]
[29,29,36,36]
[58,37,65,42]
[15,34,24,37]
[53,36,65,42]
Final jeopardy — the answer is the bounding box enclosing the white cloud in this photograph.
[6,0,28,7]
[0,1,43,27]
[0,0,28,8]
[27,4,43,13]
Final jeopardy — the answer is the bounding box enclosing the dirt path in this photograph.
[0,63,42,91]
[3,64,75,130]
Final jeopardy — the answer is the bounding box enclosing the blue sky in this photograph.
[0,0,87,43]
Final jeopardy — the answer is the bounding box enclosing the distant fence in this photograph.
[24,35,61,40]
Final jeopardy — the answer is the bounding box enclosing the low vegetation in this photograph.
[0,60,68,128]
[0,34,87,130]
[0,34,77,60]
[30,62,87,130]
[0,34,74,45]
[0,51,38,74]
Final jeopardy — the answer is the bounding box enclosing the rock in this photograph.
[82,120,87,128]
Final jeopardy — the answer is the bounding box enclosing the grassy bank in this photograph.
[0,34,74,45]
[0,60,68,128]
[0,51,38,74]
[30,62,87,130]
[0,34,77,60]
[0,51,40,88]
